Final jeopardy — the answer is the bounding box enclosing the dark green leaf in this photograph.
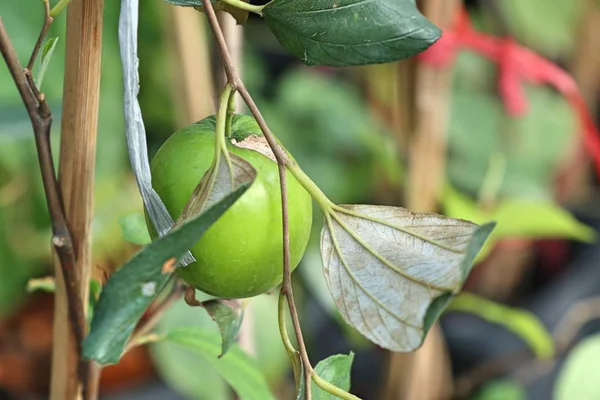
[36,37,59,89]
[82,184,249,365]
[202,299,244,357]
[165,326,276,400]
[312,353,354,399]
[262,0,441,67]
[119,212,152,245]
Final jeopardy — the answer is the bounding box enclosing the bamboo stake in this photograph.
[50,0,104,398]
[570,0,600,111]
[169,5,215,124]
[218,12,245,111]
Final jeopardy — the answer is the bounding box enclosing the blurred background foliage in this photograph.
[1,0,600,399]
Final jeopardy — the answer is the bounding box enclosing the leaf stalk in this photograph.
[219,0,264,16]
[50,0,73,17]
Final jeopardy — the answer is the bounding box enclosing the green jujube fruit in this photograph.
[146,115,313,299]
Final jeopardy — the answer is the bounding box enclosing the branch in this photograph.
[27,0,53,72]
[198,1,312,397]
[0,9,89,398]
[0,14,85,346]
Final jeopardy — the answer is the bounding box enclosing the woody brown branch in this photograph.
[0,17,85,346]
[0,12,89,399]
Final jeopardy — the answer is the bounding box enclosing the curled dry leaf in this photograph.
[176,151,256,227]
[202,299,244,357]
[320,205,495,352]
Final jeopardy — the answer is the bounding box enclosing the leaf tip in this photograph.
[459,221,496,281]
[423,292,454,335]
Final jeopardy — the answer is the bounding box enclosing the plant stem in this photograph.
[50,0,73,17]
[199,0,316,396]
[218,0,265,16]
[0,10,89,400]
[198,0,289,168]
[198,2,363,399]
[278,292,302,388]
[312,373,362,400]
[27,0,53,72]
[286,163,334,212]
[215,83,235,155]
[225,89,236,138]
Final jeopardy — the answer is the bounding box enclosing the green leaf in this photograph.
[149,293,288,399]
[312,353,354,399]
[35,37,59,90]
[320,204,495,352]
[149,298,230,400]
[473,379,526,400]
[447,292,555,360]
[490,200,596,241]
[442,185,596,260]
[119,212,152,245]
[554,334,600,400]
[164,326,276,400]
[262,0,441,67]
[87,279,103,327]
[82,184,250,365]
[202,299,244,357]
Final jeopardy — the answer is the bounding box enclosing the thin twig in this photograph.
[199,1,312,397]
[0,10,90,399]
[27,0,53,72]
[0,16,85,352]
[278,161,313,397]
[199,1,289,167]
